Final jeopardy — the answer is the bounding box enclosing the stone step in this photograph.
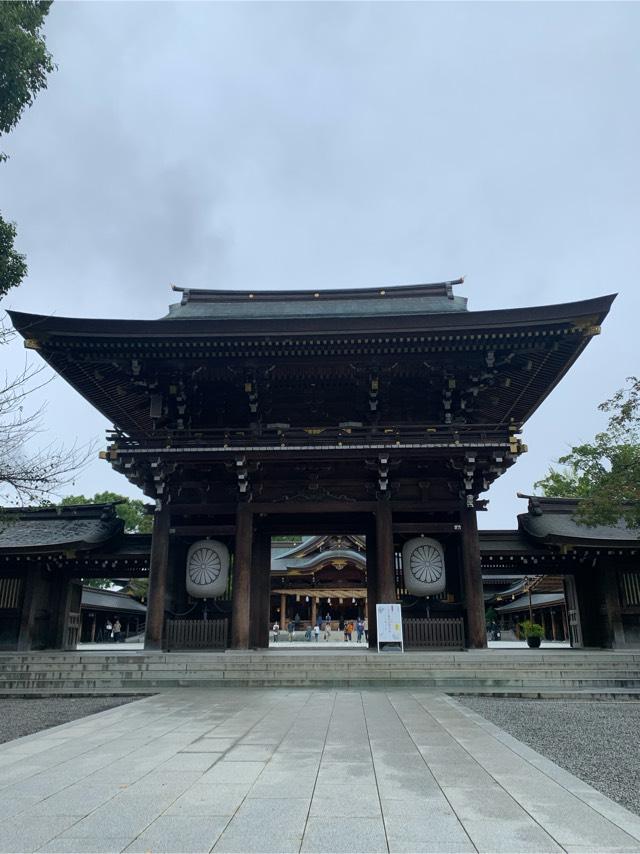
[3,675,640,690]
[3,664,640,677]
[2,651,640,695]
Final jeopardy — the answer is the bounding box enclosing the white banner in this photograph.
[376,603,404,652]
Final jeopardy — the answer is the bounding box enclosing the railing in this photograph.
[165,618,228,651]
[107,423,511,450]
[403,617,465,650]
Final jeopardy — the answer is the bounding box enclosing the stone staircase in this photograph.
[2,650,640,697]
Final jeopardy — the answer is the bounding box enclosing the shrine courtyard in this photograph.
[1,688,640,853]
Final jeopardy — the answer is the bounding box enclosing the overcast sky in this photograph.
[2,1,639,528]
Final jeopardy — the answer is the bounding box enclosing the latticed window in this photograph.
[0,578,22,609]
[621,572,640,607]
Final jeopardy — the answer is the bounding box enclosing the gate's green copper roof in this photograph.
[164,279,467,320]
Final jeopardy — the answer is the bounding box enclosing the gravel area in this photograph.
[0,697,138,744]
[459,697,640,816]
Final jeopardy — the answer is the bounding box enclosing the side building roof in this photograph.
[517,495,640,548]
[0,504,124,555]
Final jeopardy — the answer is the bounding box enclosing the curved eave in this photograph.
[6,294,616,438]
[7,294,616,339]
[0,530,124,556]
[517,514,640,549]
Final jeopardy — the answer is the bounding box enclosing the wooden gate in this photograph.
[403,617,465,649]
[165,619,229,651]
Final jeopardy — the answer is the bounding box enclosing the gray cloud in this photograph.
[1,1,639,524]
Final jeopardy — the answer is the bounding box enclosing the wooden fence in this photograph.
[403,617,465,650]
[165,619,229,651]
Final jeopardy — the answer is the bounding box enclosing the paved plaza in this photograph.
[1,689,639,853]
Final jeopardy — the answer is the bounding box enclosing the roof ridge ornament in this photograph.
[168,278,465,303]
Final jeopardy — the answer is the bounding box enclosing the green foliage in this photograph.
[60,493,151,594]
[520,620,544,639]
[0,0,54,136]
[0,0,54,295]
[125,577,149,602]
[60,491,153,533]
[533,465,593,499]
[0,217,26,297]
[534,377,640,529]
[83,578,113,590]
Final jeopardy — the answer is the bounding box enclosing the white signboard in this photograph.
[376,603,404,653]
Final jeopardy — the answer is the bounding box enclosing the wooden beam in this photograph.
[392,523,461,533]
[170,525,236,536]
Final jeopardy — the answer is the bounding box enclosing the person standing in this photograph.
[113,618,122,643]
[323,621,331,642]
[356,619,364,643]
[313,624,320,642]
[272,621,280,643]
[105,619,113,641]
[287,619,295,641]
[363,618,369,643]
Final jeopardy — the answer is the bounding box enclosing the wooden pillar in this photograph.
[562,603,569,641]
[250,530,271,649]
[311,597,317,627]
[602,564,626,648]
[376,499,396,603]
[53,576,77,649]
[17,564,46,651]
[550,610,557,641]
[461,506,487,649]
[231,504,253,649]
[145,504,171,651]
[366,530,378,648]
[280,592,287,624]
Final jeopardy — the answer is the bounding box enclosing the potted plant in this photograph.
[520,620,544,648]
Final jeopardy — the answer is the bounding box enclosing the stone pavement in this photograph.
[0,689,639,853]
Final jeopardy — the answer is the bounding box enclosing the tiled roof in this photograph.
[81,587,147,613]
[518,496,640,546]
[0,504,123,554]
[164,281,467,321]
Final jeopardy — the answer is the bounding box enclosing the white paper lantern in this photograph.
[402,537,446,596]
[185,540,229,598]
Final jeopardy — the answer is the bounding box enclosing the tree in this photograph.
[0,2,83,507]
[59,493,152,592]
[60,491,153,534]
[534,377,640,529]
[0,0,54,295]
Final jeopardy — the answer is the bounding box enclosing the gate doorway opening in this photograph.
[268,531,369,646]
